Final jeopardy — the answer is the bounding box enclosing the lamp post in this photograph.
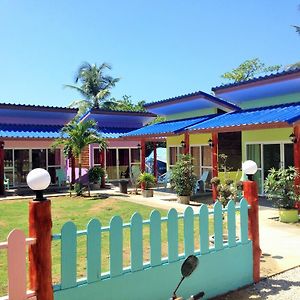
[242,160,258,181]
[241,160,261,283]
[27,168,53,300]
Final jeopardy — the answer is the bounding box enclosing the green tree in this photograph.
[66,62,120,111]
[52,119,106,183]
[102,95,146,112]
[221,58,281,83]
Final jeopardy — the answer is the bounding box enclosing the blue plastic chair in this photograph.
[4,175,9,190]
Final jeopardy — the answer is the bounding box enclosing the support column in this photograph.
[212,132,218,201]
[71,155,76,184]
[99,149,105,188]
[153,142,158,179]
[0,141,4,196]
[243,180,261,283]
[29,199,53,300]
[140,140,146,190]
[293,125,300,211]
[184,132,190,155]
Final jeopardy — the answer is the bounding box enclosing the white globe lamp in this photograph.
[27,168,51,200]
[242,160,258,181]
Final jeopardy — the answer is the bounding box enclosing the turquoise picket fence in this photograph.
[53,199,253,300]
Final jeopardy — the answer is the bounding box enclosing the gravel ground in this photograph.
[213,266,300,299]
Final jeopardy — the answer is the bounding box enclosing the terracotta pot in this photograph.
[279,208,299,223]
[177,195,190,204]
[142,189,153,197]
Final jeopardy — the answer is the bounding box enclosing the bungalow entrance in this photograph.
[246,142,294,193]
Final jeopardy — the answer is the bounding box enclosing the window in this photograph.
[93,148,101,165]
[48,149,62,184]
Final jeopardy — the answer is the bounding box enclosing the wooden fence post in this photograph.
[29,199,54,300]
[243,180,261,283]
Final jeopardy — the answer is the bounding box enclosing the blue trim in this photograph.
[144,90,240,111]
[212,68,300,91]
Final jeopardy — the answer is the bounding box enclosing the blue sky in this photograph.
[0,0,300,107]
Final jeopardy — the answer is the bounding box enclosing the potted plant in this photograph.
[88,166,105,189]
[138,172,156,197]
[170,154,197,204]
[264,167,300,223]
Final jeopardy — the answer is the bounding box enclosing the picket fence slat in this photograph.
[87,219,101,283]
[130,213,143,272]
[110,216,123,277]
[240,198,249,244]
[150,210,161,267]
[184,207,194,256]
[214,201,223,251]
[61,222,77,289]
[7,229,27,300]
[199,205,209,255]
[227,200,237,247]
[167,208,178,262]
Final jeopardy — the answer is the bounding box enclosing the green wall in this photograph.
[239,92,300,109]
[165,108,216,121]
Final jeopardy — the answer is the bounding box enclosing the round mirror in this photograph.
[181,255,199,278]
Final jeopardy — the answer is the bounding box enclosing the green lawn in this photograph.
[0,195,216,296]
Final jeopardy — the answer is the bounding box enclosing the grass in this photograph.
[0,195,218,296]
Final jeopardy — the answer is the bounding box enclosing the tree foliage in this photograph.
[66,62,120,111]
[52,119,106,181]
[221,58,281,83]
[101,95,146,112]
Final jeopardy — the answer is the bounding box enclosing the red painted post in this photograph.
[0,141,4,196]
[184,132,190,155]
[212,133,218,201]
[71,155,76,184]
[141,140,146,190]
[243,180,261,283]
[293,126,300,211]
[99,149,106,188]
[153,142,158,179]
[29,199,54,300]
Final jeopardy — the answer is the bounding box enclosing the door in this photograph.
[118,149,130,178]
[14,150,30,185]
[263,144,281,179]
[106,149,118,180]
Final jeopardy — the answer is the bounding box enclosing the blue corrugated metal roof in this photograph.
[0,124,136,139]
[188,102,300,131]
[100,127,139,138]
[212,68,300,91]
[125,115,216,137]
[0,124,63,139]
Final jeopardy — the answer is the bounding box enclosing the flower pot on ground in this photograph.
[138,172,156,198]
[170,154,197,205]
[264,167,300,223]
[88,166,105,190]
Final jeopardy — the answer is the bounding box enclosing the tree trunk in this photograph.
[78,153,82,181]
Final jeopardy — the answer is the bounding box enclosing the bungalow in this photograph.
[0,103,155,194]
[124,68,300,195]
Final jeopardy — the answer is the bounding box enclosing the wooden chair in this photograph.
[55,169,68,187]
[4,175,10,190]
[157,171,172,189]
[194,171,210,194]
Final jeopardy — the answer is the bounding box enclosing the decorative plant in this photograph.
[211,178,238,207]
[138,172,156,190]
[211,153,243,206]
[88,166,105,183]
[264,167,300,209]
[170,154,197,196]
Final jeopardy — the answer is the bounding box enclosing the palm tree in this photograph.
[66,62,120,110]
[52,119,106,183]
